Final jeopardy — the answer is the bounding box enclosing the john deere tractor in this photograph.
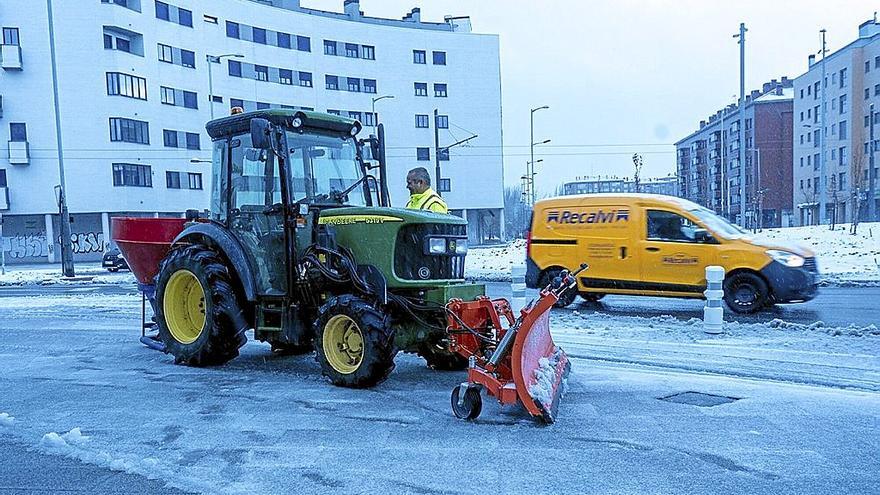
[154,110,483,387]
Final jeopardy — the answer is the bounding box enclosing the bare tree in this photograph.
[504,185,531,240]
[632,154,643,194]
[828,173,839,230]
[801,187,819,226]
[851,146,868,234]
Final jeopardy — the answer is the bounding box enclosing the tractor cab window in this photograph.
[211,139,228,221]
[647,210,700,242]
[286,131,366,206]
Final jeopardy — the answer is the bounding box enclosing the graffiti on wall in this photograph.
[66,232,105,254]
[4,234,50,259]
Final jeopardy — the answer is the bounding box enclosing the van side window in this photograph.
[647,210,699,242]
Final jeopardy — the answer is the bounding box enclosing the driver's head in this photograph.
[406,167,431,195]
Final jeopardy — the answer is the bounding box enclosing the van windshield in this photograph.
[688,207,747,239]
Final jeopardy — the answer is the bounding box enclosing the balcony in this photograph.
[8,140,29,164]
[1,45,22,70]
[0,186,8,210]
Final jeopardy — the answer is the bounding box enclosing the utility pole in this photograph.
[819,29,829,224]
[433,109,442,195]
[734,23,747,226]
[530,106,550,205]
[47,0,74,277]
[207,53,244,120]
[870,103,877,220]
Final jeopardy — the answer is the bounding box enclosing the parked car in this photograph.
[102,247,130,272]
[526,193,819,314]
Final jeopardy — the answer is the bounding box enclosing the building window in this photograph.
[155,1,169,20]
[277,32,291,49]
[185,132,200,150]
[188,172,203,190]
[326,109,340,115]
[800,157,804,168]
[279,69,293,85]
[0,169,6,188]
[363,79,376,94]
[256,102,270,110]
[866,88,871,100]
[324,40,337,55]
[297,36,310,52]
[413,50,426,64]
[840,146,848,165]
[799,89,804,99]
[839,68,847,88]
[230,98,243,109]
[433,51,446,65]
[255,65,269,82]
[415,114,429,128]
[414,82,427,96]
[348,111,362,121]
[163,129,178,147]
[299,72,312,87]
[839,94,847,114]
[437,178,451,192]
[109,118,149,144]
[363,112,376,126]
[180,49,195,68]
[839,120,847,139]
[251,26,266,44]
[228,60,242,77]
[158,43,173,63]
[113,163,152,187]
[434,83,447,97]
[347,77,360,92]
[362,45,375,60]
[345,43,359,58]
[166,171,181,188]
[326,75,338,90]
[867,61,871,73]
[226,21,239,39]
[416,147,430,161]
[2,27,20,46]
[160,86,175,105]
[183,91,197,109]
[178,8,192,27]
[203,14,218,24]
[436,115,449,129]
[106,72,148,100]
[9,123,26,142]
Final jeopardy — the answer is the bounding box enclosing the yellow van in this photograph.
[525,194,819,313]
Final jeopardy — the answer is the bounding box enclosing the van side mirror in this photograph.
[250,118,272,150]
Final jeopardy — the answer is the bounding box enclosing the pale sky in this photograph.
[302,0,876,195]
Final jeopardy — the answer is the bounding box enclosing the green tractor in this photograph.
[154,109,484,387]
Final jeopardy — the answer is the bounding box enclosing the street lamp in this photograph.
[530,106,550,205]
[371,95,394,130]
[207,53,244,120]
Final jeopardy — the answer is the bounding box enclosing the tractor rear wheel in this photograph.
[418,338,469,371]
[314,295,397,388]
[155,245,248,366]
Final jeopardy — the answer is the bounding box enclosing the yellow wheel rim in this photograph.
[322,315,365,374]
[163,270,207,345]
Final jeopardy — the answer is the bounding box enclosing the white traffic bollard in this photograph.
[510,261,527,314]
[703,266,725,334]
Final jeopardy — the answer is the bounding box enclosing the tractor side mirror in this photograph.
[250,118,272,150]
[369,137,381,163]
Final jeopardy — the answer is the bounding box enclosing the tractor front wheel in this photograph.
[155,245,248,366]
[314,295,397,388]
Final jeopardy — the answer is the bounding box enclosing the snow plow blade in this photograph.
[446,264,586,424]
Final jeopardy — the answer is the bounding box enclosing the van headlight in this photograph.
[766,250,805,268]
[428,237,447,254]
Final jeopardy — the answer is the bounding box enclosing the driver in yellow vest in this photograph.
[405,167,448,214]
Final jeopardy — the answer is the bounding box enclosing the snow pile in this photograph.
[750,222,880,285]
[0,262,136,287]
[465,239,527,281]
[41,427,91,450]
[529,346,565,406]
[0,412,14,426]
[767,318,880,337]
[465,223,880,285]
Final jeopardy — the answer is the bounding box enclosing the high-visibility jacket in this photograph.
[406,188,448,214]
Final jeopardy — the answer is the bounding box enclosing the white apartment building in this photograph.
[0,0,503,263]
[793,19,880,226]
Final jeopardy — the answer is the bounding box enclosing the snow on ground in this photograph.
[466,223,880,285]
[0,262,136,287]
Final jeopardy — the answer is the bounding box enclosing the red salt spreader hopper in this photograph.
[444,264,587,424]
[111,217,187,348]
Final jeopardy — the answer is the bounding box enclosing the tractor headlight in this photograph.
[428,238,447,254]
[766,250,805,268]
[291,117,303,128]
[452,239,468,255]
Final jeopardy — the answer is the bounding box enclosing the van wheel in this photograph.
[723,272,768,314]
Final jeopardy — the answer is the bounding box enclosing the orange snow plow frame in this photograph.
[445,264,586,424]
